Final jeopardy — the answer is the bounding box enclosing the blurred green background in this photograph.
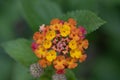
[0,0,120,80]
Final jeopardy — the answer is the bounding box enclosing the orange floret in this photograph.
[82,39,89,49]
[50,18,60,25]
[79,54,87,63]
[39,59,51,68]
[66,58,78,69]
[68,18,77,26]
[53,56,67,70]
[33,32,41,41]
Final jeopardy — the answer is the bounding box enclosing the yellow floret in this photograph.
[70,49,82,59]
[46,50,56,62]
[69,40,77,50]
[46,30,56,40]
[43,40,52,49]
[60,24,70,37]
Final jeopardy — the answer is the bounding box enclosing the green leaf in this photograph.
[20,0,63,31]
[1,38,38,67]
[0,49,14,80]
[12,63,34,80]
[61,10,106,34]
[65,69,77,80]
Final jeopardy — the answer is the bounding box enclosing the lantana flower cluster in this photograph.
[31,18,89,74]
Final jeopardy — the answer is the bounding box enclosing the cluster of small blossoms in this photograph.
[31,18,89,75]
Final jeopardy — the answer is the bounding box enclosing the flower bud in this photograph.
[52,73,66,80]
[30,63,44,78]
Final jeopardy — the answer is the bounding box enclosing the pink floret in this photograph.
[31,42,38,51]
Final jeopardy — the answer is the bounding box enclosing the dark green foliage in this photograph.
[20,0,63,31]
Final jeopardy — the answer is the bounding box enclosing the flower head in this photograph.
[31,18,89,74]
